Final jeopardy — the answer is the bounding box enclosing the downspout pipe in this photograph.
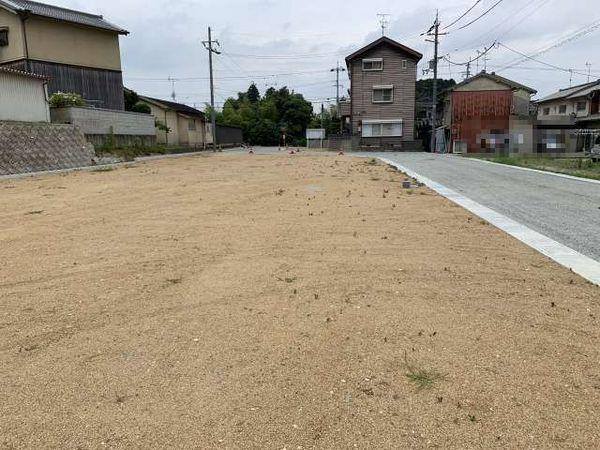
[17,10,31,72]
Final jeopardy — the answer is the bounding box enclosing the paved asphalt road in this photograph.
[375,153,600,263]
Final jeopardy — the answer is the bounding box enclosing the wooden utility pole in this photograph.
[331,61,346,133]
[202,27,221,151]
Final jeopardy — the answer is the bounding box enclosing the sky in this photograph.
[50,0,600,109]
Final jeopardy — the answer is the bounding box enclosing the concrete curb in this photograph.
[454,155,600,185]
[378,156,600,286]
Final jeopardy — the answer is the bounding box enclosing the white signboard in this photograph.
[306,128,326,140]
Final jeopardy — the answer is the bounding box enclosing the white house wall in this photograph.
[0,72,50,122]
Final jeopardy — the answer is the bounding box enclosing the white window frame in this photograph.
[362,119,403,138]
[372,85,394,103]
[362,58,383,71]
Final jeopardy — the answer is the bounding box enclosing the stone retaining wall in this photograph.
[0,121,95,175]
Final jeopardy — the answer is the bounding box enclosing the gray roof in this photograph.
[538,80,600,103]
[139,95,206,118]
[451,71,537,94]
[345,36,423,63]
[0,0,128,34]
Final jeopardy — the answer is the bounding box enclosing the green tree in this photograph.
[124,89,140,111]
[210,84,315,146]
[247,83,260,104]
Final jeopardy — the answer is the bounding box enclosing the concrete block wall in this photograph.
[0,121,95,175]
[50,107,156,136]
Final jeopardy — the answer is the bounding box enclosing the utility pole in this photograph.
[331,61,346,133]
[425,11,443,153]
[202,27,221,151]
[465,60,471,79]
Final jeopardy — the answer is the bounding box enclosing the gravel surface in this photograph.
[373,152,600,262]
[1,153,599,448]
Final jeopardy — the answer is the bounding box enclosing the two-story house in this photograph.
[0,0,128,110]
[535,80,600,152]
[537,80,600,125]
[343,36,422,150]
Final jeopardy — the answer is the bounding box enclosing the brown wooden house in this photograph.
[344,36,422,150]
[0,0,128,110]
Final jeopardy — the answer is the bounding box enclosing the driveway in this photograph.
[374,152,600,262]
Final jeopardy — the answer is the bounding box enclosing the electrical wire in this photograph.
[496,18,600,72]
[443,0,483,30]
[443,42,496,66]
[453,0,505,31]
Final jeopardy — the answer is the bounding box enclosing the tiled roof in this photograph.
[139,96,206,118]
[538,80,600,103]
[0,0,128,34]
[0,66,47,80]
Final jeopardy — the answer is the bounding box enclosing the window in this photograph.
[558,104,567,114]
[188,120,196,131]
[401,60,408,70]
[0,28,8,47]
[362,58,383,71]
[543,107,550,116]
[373,85,393,103]
[362,120,403,137]
[576,101,587,111]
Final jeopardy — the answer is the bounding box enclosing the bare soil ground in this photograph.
[1,153,599,449]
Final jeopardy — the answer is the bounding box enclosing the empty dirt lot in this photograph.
[1,153,599,449]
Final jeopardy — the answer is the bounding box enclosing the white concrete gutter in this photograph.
[379,157,600,286]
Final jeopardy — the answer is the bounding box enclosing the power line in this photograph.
[124,69,333,82]
[449,0,548,53]
[444,42,496,66]
[497,42,586,75]
[222,50,347,60]
[453,0,505,31]
[496,18,600,72]
[443,0,483,30]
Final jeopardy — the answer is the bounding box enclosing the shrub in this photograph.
[155,120,171,133]
[131,102,151,114]
[49,92,86,108]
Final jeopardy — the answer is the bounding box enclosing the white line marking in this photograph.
[455,155,600,185]
[379,157,600,286]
